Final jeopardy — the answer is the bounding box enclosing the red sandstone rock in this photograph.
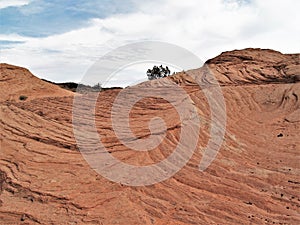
[0,49,299,224]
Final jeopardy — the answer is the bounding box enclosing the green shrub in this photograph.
[147,65,171,80]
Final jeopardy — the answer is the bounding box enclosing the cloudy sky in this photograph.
[0,0,299,86]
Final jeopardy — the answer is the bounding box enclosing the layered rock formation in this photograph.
[0,49,299,224]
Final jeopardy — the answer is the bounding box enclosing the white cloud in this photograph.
[0,0,31,9]
[1,0,299,85]
[0,33,32,42]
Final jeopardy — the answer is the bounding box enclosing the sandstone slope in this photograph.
[0,63,73,102]
[0,49,299,224]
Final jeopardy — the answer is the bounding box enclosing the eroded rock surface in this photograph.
[0,49,299,224]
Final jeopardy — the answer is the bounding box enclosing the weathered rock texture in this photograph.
[0,48,299,224]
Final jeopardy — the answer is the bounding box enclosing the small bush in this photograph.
[19,95,28,101]
[147,65,171,80]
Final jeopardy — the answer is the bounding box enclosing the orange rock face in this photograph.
[0,49,299,224]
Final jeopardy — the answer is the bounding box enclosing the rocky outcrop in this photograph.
[206,48,300,85]
[0,63,73,102]
[0,49,299,224]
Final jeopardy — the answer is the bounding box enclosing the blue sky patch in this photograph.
[0,40,25,49]
[0,0,136,37]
